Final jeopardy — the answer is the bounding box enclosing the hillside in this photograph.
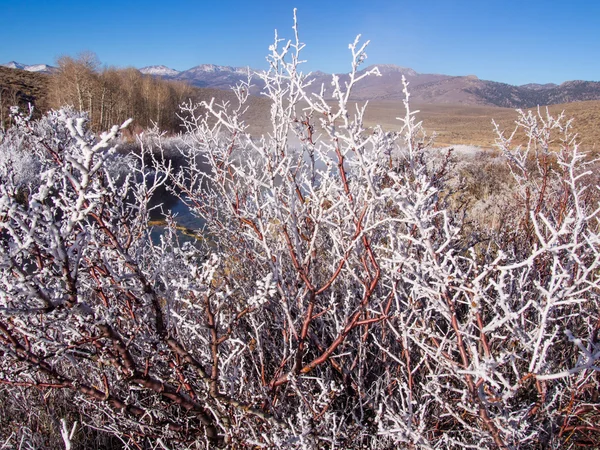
[346,66,600,108]
[0,66,50,126]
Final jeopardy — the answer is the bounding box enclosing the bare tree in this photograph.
[51,52,100,113]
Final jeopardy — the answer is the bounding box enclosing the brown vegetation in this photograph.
[48,52,195,133]
[1,54,274,136]
[0,66,49,128]
[361,100,600,149]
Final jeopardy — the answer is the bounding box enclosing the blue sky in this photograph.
[1,0,598,85]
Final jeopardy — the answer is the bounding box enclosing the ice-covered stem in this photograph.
[59,418,77,450]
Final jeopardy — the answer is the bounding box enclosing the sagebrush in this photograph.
[1,13,599,449]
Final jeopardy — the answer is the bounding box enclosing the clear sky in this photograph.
[0,0,598,86]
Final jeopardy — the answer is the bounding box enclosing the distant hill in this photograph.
[329,65,600,108]
[430,77,600,108]
[1,62,55,126]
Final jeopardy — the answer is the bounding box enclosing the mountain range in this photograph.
[138,63,600,108]
[4,60,600,108]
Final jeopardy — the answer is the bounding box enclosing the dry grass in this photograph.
[0,66,50,125]
[359,100,600,150]
[241,98,600,152]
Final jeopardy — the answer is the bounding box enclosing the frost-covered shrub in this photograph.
[0,107,43,188]
[0,106,137,190]
[1,12,599,450]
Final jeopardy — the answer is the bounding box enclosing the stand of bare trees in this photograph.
[49,52,193,133]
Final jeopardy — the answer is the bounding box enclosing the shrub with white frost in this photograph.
[1,12,599,450]
[0,107,44,187]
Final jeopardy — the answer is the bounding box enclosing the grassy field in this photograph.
[361,100,600,150]
[242,98,600,151]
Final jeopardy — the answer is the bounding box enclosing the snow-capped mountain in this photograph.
[373,64,419,77]
[3,61,26,70]
[180,64,251,75]
[2,61,56,73]
[139,65,180,77]
[137,63,259,91]
[23,64,54,72]
[169,64,260,92]
[137,62,600,106]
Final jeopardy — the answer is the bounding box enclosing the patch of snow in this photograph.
[2,61,26,70]
[139,65,180,77]
[183,64,252,75]
[24,64,52,72]
[373,64,419,77]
